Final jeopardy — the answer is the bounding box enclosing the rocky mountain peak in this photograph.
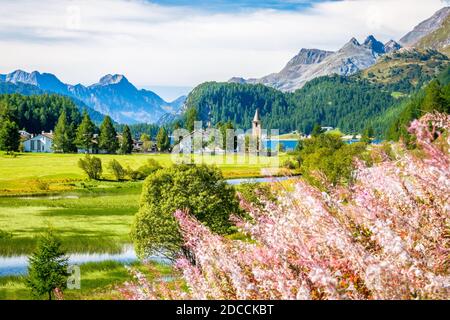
[5,70,37,85]
[384,40,402,53]
[285,48,334,67]
[346,37,361,47]
[97,74,129,86]
[363,35,386,55]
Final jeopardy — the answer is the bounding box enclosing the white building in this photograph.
[23,131,54,153]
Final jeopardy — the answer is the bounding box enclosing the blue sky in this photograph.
[148,0,334,11]
[0,0,447,99]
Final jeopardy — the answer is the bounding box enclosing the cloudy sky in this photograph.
[0,0,447,100]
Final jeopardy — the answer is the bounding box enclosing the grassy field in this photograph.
[0,182,141,255]
[0,260,175,300]
[0,152,286,195]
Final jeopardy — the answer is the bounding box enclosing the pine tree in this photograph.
[156,127,170,152]
[422,80,446,113]
[75,111,96,152]
[98,116,119,154]
[120,125,133,154]
[26,229,69,300]
[0,119,20,153]
[53,110,75,153]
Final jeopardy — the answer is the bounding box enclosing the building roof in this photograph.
[253,109,260,122]
[41,133,54,140]
[25,132,54,141]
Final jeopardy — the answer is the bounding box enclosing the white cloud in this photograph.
[0,0,446,88]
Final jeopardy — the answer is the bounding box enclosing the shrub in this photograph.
[34,179,50,191]
[78,154,102,180]
[137,159,162,177]
[125,159,162,181]
[131,164,240,259]
[108,159,126,181]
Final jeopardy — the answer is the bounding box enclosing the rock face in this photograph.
[233,35,394,92]
[242,48,333,91]
[384,40,403,53]
[399,6,450,47]
[0,70,186,124]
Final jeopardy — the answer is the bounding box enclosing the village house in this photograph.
[23,131,54,153]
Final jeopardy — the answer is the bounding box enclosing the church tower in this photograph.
[252,109,261,138]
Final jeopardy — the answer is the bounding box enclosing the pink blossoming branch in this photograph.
[122,113,450,300]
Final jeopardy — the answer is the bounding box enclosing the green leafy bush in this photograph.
[78,154,102,180]
[108,159,126,181]
[131,164,240,259]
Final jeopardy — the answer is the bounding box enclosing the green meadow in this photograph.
[0,152,286,195]
[0,182,140,255]
[0,151,289,299]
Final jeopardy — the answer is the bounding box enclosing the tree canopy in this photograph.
[131,164,240,259]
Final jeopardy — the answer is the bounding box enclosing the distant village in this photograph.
[18,109,371,154]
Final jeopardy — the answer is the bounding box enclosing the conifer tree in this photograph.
[99,116,119,153]
[75,111,96,152]
[53,110,75,153]
[26,229,69,300]
[120,125,133,154]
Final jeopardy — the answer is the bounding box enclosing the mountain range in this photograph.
[230,6,450,92]
[0,6,449,128]
[0,70,186,125]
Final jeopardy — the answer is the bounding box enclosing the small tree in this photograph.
[120,125,133,154]
[78,154,102,180]
[0,119,20,153]
[108,159,125,181]
[99,116,119,154]
[156,127,170,152]
[26,229,69,300]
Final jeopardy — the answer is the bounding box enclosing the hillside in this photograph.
[0,94,82,134]
[0,81,106,124]
[359,48,449,90]
[185,76,397,135]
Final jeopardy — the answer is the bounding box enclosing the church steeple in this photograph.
[253,108,260,122]
[252,109,261,138]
